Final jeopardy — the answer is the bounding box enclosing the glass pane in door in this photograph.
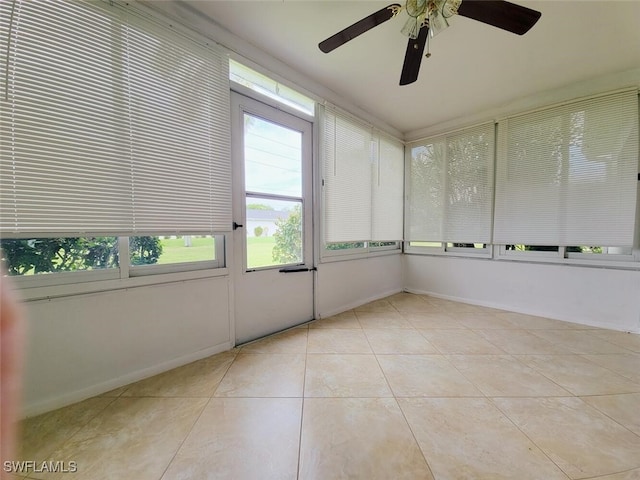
[244,114,302,196]
[246,197,303,269]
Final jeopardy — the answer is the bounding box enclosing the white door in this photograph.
[231,92,314,344]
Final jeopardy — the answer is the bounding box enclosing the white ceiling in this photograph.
[173,1,640,136]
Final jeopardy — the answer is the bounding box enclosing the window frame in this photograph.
[405,122,496,249]
[493,89,638,248]
[229,59,316,118]
[405,241,492,258]
[405,89,640,270]
[496,244,640,268]
[4,234,229,301]
[128,234,226,277]
[320,240,401,262]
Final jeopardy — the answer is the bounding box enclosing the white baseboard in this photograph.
[404,287,639,333]
[318,288,403,319]
[22,341,232,418]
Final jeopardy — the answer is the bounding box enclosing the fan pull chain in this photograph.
[425,32,431,58]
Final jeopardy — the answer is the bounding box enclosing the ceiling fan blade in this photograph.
[319,3,402,53]
[399,25,429,86]
[457,0,541,35]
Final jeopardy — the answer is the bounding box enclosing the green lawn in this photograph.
[247,236,277,268]
[158,235,284,268]
[158,235,278,268]
[157,236,216,264]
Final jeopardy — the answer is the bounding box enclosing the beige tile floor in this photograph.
[16,293,640,480]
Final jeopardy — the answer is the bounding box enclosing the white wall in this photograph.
[21,276,231,417]
[404,255,640,333]
[20,253,402,416]
[316,254,403,318]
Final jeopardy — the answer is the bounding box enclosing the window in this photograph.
[1,234,226,290]
[498,244,636,264]
[321,106,404,257]
[1,237,119,276]
[0,0,231,289]
[406,241,489,256]
[129,235,225,275]
[229,59,315,117]
[323,241,399,258]
[405,89,639,268]
[494,90,638,247]
[406,122,495,253]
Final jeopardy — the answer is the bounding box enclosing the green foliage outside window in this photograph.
[129,236,163,265]
[272,205,302,264]
[326,242,365,250]
[1,237,119,275]
[1,236,163,275]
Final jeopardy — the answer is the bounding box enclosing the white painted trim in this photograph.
[405,68,640,142]
[17,268,229,302]
[22,341,232,418]
[320,248,401,263]
[230,82,315,123]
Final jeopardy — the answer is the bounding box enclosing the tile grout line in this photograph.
[487,396,573,480]
[368,302,439,479]
[21,395,118,468]
[576,394,640,442]
[296,328,309,480]
[577,353,640,386]
[157,351,239,479]
[156,396,214,480]
[158,350,240,480]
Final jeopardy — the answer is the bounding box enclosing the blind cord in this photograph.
[4,0,17,101]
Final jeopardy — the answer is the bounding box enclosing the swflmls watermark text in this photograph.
[3,460,78,474]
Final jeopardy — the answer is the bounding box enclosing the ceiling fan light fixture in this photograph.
[401,16,424,39]
[428,0,461,36]
[400,0,461,39]
[401,0,428,39]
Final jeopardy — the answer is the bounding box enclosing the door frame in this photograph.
[230,89,316,344]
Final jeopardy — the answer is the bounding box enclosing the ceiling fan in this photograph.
[318,0,541,86]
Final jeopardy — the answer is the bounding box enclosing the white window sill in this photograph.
[404,246,492,259]
[13,267,229,302]
[494,254,640,271]
[320,248,401,264]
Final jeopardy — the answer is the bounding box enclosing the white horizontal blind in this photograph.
[0,1,133,234]
[408,138,445,241]
[125,9,231,233]
[0,0,231,237]
[494,90,638,246]
[372,135,404,241]
[408,123,495,243]
[322,108,373,242]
